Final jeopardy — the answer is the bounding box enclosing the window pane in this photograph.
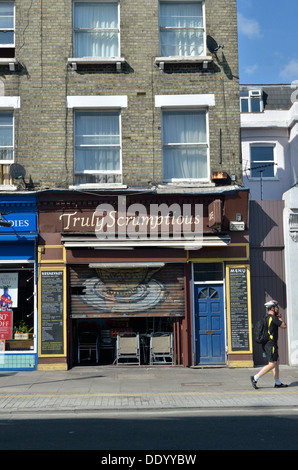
[163,145,208,179]
[160,2,203,28]
[75,112,119,145]
[163,111,206,144]
[74,2,118,29]
[75,147,120,172]
[160,30,204,56]
[0,148,13,160]
[74,31,118,57]
[0,126,13,146]
[194,263,223,281]
[251,146,274,162]
[241,99,249,113]
[0,31,13,44]
[0,2,14,29]
[251,97,261,112]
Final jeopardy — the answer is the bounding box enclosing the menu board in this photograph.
[228,267,250,352]
[40,270,64,355]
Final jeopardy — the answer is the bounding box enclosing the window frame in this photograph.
[0,1,15,48]
[161,107,210,183]
[249,144,276,179]
[240,89,263,113]
[158,0,206,59]
[73,108,122,185]
[0,110,14,164]
[72,0,120,59]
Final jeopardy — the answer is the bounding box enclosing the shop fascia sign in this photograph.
[59,196,203,241]
[0,212,37,232]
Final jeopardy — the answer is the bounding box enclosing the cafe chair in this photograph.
[149,333,174,365]
[78,332,99,364]
[115,332,140,365]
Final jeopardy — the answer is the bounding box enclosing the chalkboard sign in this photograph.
[228,267,250,352]
[40,270,64,355]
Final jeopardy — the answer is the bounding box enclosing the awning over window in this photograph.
[61,235,231,250]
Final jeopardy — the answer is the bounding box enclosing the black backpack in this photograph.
[254,315,269,344]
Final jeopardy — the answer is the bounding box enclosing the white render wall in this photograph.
[283,186,298,366]
[241,103,298,200]
[241,127,291,200]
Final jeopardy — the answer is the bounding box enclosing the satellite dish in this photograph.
[9,163,26,180]
[207,35,224,53]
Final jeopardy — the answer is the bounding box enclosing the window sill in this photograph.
[0,184,17,191]
[158,181,214,190]
[69,183,127,190]
[247,177,278,181]
[155,55,213,70]
[0,58,18,71]
[68,57,125,71]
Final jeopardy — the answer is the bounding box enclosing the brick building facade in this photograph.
[1,0,241,189]
[0,1,253,371]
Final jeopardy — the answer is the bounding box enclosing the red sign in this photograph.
[208,199,222,229]
[0,310,13,340]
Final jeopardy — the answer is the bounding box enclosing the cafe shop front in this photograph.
[37,188,252,370]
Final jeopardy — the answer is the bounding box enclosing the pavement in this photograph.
[0,365,297,415]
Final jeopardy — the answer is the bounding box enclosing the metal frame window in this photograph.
[0,111,13,163]
[162,109,209,181]
[159,0,205,57]
[250,144,275,178]
[74,110,122,185]
[0,1,14,47]
[73,1,120,58]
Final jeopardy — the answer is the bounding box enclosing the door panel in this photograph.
[194,285,225,365]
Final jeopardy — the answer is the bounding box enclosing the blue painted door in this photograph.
[194,285,225,365]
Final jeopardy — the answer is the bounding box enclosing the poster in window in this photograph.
[0,310,13,340]
[0,273,18,309]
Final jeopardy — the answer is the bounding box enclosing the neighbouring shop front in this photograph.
[37,188,252,370]
[0,194,38,371]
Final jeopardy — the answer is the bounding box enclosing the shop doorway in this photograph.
[71,317,174,367]
[194,284,225,365]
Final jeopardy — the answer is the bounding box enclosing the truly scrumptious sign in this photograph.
[59,196,203,241]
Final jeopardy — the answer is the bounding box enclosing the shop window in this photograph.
[159,1,205,57]
[73,1,119,58]
[250,145,275,178]
[0,266,35,352]
[162,109,208,181]
[194,263,223,282]
[74,110,122,185]
[0,1,15,58]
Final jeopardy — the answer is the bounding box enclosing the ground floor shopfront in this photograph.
[37,189,253,370]
[0,194,38,371]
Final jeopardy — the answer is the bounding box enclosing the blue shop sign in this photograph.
[0,212,37,233]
